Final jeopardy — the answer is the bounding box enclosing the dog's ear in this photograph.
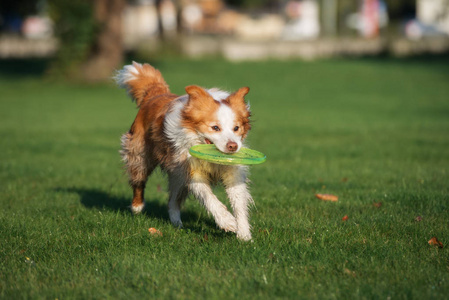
[227,87,250,107]
[184,85,218,114]
[185,85,213,102]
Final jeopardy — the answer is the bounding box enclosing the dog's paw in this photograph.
[169,209,183,228]
[236,231,252,241]
[216,211,237,233]
[131,202,145,214]
[170,218,184,229]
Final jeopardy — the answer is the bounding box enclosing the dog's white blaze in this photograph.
[210,104,242,153]
[217,104,235,127]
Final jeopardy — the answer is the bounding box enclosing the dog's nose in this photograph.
[226,141,238,152]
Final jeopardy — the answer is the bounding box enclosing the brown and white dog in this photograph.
[115,62,254,241]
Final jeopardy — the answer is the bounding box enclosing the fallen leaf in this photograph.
[341,177,348,182]
[428,237,443,248]
[343,268,356,277]
[342,215,349,221]
[148,228,162,236]
[315,194,338,202]
[373,202,382,208]
[415,216,423,222]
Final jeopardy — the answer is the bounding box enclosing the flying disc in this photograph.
[189,144,266,165]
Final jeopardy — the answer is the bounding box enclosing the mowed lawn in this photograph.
[1,56,448,299]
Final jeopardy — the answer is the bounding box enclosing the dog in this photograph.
[115,62,254,241]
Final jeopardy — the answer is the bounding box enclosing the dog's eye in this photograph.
[211,125,220,131]
[234,126,239,132]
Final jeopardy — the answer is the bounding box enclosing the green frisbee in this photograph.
[189,144,266,165]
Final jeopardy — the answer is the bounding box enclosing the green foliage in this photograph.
[0,56,449,298]
[46,0,96,78]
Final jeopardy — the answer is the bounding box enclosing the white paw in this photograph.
[131,202,145,214]
[216,211,237,233]
[237,231,252,241]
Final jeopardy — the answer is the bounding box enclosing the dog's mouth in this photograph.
[204,138,213,145]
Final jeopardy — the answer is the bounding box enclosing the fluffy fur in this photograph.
[115,62,254,241]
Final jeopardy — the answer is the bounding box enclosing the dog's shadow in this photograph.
[56,187,215,230]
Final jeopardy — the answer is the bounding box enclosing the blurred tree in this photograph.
[82,0,125,81]
[48,0,125,82]
[224,0,281,11]
[332,0,357,35]
[385,0,415,20]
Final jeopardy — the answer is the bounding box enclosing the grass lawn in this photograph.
[1,56,448,299]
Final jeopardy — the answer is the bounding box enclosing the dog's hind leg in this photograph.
[120,131,153,214]
[167,172,188,228]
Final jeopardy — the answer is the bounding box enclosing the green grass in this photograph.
[1,56,448,299]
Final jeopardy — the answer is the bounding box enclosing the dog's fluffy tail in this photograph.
[114,62,170,107]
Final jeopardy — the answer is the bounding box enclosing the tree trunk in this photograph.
[155,0,165,41]
[82,0,125,82]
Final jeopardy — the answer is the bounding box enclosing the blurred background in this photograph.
[0,0,448,81]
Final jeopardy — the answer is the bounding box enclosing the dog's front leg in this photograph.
[189,175,237,233]
[223,167,253,241]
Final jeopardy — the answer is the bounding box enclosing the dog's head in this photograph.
[182,85,251,153]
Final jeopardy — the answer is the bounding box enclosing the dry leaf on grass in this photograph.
[342,215,349,221]
[428,237,443,248]
[373,202,382,208]
[415,216,423,222]
[343,268,356,277]
[315,194,338,202]
[148,228,163,236]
